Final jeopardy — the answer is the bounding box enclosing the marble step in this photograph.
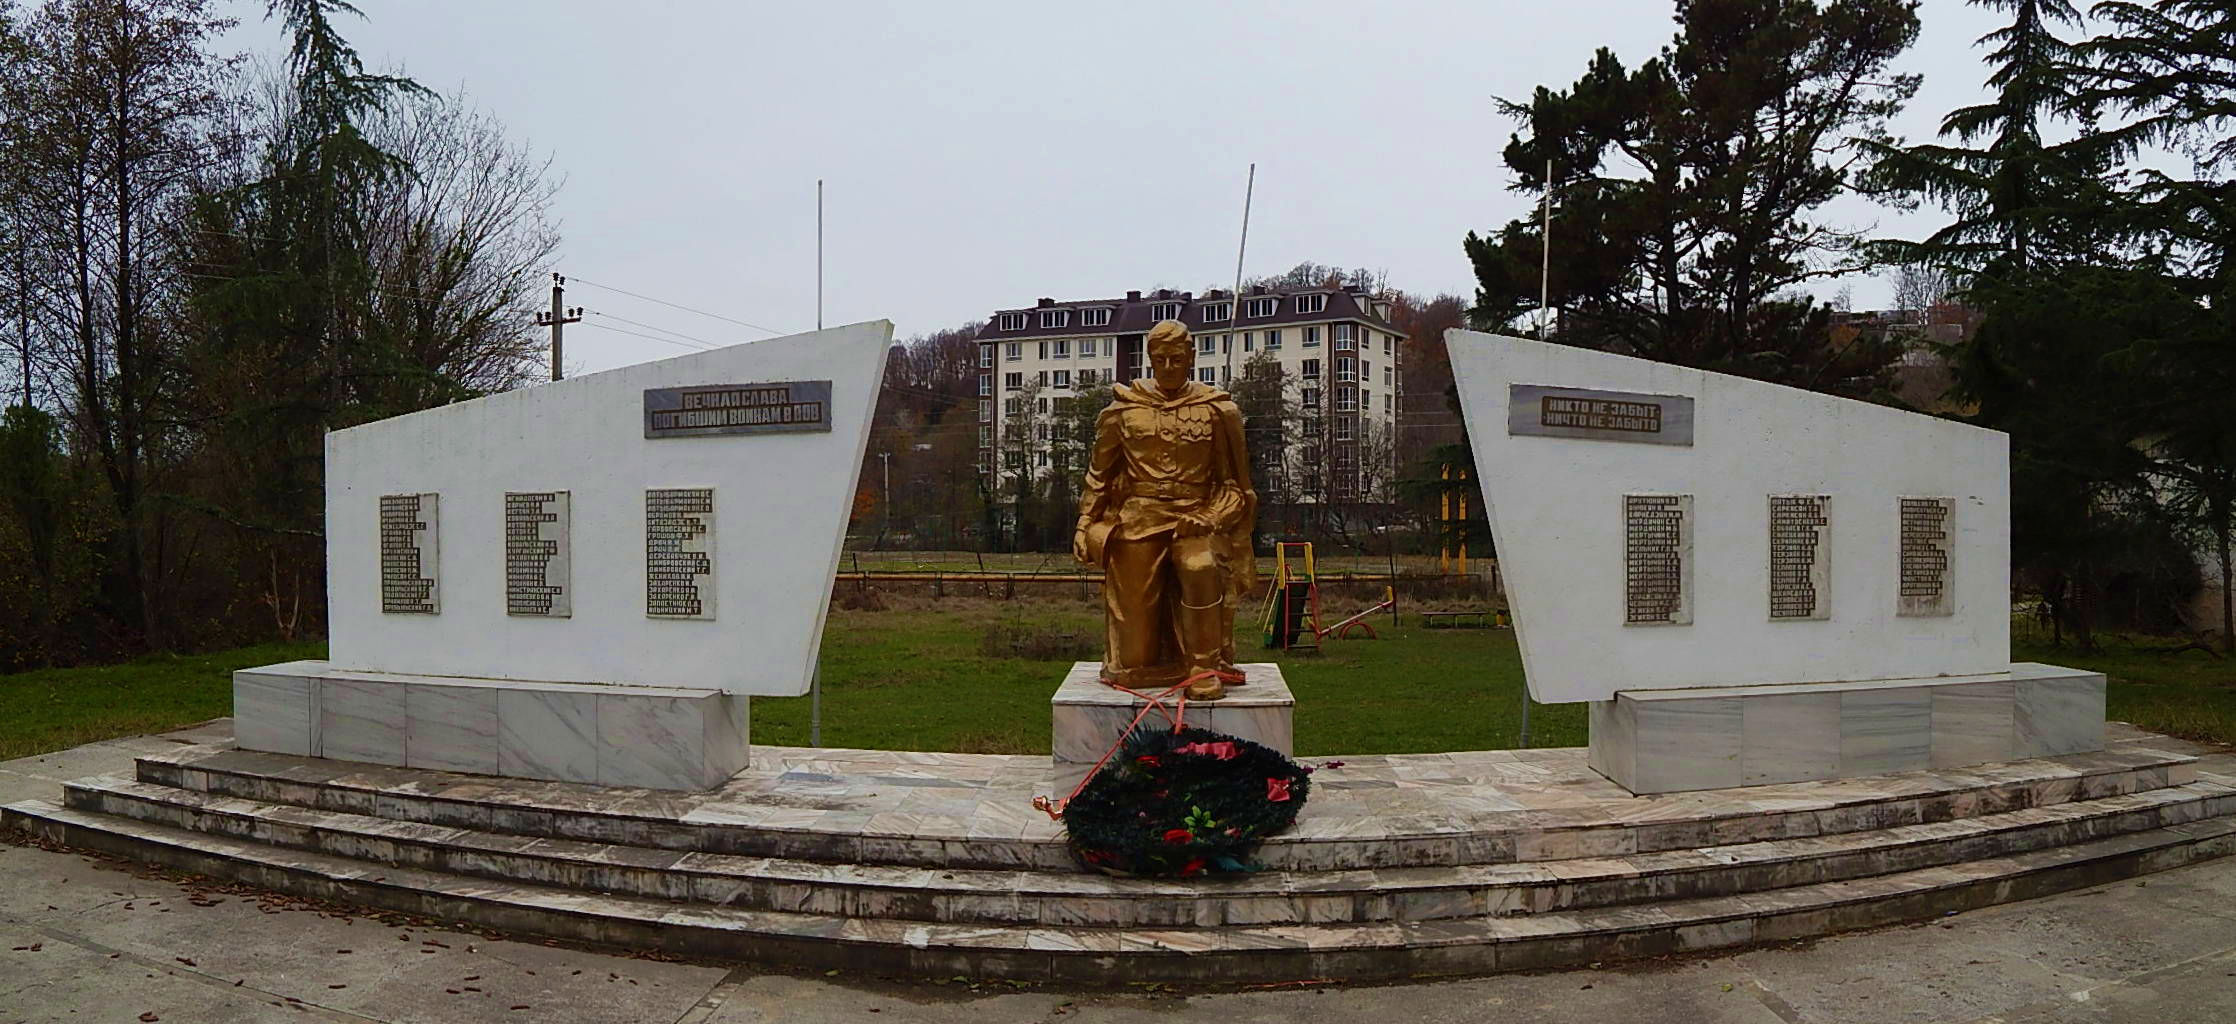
[9,796,2236,983]
[133,744,2199,872]
[60,772,2236,928]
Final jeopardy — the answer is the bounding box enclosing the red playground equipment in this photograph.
[1260,542,1395,649]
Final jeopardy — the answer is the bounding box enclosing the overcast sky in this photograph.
[221,1,2017,376]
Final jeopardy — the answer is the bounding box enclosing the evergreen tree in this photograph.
[1464,0,1920,398]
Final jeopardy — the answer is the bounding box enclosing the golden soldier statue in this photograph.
[1073,320,1257,700]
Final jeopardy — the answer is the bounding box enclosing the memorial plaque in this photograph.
[378,492,439,614]
[646,487,715,619]
[1898,496,1955,617]
[1624,493,1692,625]
[1509,384,1695,446]
[644,380,833,439]
[504,491,571,618]
[1768,494,1831,621]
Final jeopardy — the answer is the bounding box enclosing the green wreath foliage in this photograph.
[1062,725,1312,877]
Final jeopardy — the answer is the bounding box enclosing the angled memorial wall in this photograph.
[1447,330,2102,793]
[234,321,892,789]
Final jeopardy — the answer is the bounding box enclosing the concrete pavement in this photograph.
[5,723,2235,1024]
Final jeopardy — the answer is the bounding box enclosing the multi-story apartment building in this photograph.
[973,283,1406,503]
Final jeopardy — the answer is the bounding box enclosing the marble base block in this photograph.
[1588,662,2104,795]
[233,660,749,791]
[1051,662,1294,795]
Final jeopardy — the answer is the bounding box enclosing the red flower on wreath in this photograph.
[1162,828,1194,845]
[1179,858,1206,877]
[1174,740,1241,760]
[1081,849,1115,865]
[1266,777,1293,803]
[1135,755,1161,769]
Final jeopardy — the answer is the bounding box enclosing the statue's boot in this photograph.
[1179,597,1230,700]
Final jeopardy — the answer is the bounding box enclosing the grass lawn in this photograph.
[4,609,2228,762]
[0,642,326,760]
[751,601,1579,756]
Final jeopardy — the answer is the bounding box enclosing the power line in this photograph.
[583,309,719,350]
[567,275,792,337]
[575,318,720,352]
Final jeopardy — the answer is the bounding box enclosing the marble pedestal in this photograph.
[233,660,749,791]
[1051,662,1294,794]
[1588,662,2106,795]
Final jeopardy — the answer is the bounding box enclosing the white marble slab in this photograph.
[1051,662,1294,795]
[235,660,748,791]
[233,670,316,757]
[1590,665,2107,794]
[498,689,599,784]
[319,679,407,766]
[406,683,499,775]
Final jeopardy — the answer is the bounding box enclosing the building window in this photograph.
[1334,323,1356,350]
[1083,307,1112,327]
[1197,367,1217,383]
[1242,332,1254,352]
[1036,451,1050,467]
[1383,334,1393,355]
[1035,422,1048,441]
[978,345,992,368]
[1201,302,1231,323]
[1303,326,1321,347]
[1039,310,1069,329]
[1079,369,1097,385]
[1243,297,1276,318]
[1294,294,1328,315]
[1265,329,1282,349]
[979,425,991,446]
[1302,387,1322,408]
[1005,396,1022,415]
[1005,342,1022,360]
[1036,370,1048,387]
[1038,397,1050,415]
[1004,372,1023,391]
[978,374,991,396]
[1301,358,1321,380]
[999,312,1026,331]
[979,399,991,422]
[1149,301,1182,321]
[1384,391,1392,413]
[1362,389,1371,412]
[1079,338,1096,357]
[1053,339,1070,357]
[1221,364,1231,383]
[1384,365,1393,386]
[1198,335,1216,354]
[1052,370,1071,388]
[1336,356,1355,381]
[1336,386,1358,412]
[1335,418,1355,441]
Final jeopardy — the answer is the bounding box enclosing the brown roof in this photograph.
[974,286,1404,344]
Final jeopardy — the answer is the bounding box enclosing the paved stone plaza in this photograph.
[5,722,2236,1022]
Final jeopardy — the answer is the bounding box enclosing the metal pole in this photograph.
[1226,163,1254,382]
[1540,157,1552,340]
[880,450,891,544]
[816,179,824,331]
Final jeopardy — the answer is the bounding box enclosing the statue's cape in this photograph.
[1111,379,1231,410]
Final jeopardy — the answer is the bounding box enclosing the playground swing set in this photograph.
[1259,541,1394,650]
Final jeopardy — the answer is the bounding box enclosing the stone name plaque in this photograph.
[1624,493,1693,625]
[644,380,833,439]
[1768,494,1831,620]
[1510,384,1695,446]
[646,487,715,619]
[1898,496,1954,617]
[504,491,571,617]
[378,492,439,614]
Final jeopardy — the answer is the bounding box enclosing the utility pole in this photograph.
[537,272,581,381]
[879,450,892,542]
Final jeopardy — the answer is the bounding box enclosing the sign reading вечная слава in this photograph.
[643,380,833,439]
[1508,384,1695,446]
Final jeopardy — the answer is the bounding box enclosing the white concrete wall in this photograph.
[1447,330,2010,704]
[326,322,892,696]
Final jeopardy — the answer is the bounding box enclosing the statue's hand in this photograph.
[1173,512,1211,539]
[1072,523,1093,563]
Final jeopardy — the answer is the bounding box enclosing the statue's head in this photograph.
[1145,319,1194,393]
